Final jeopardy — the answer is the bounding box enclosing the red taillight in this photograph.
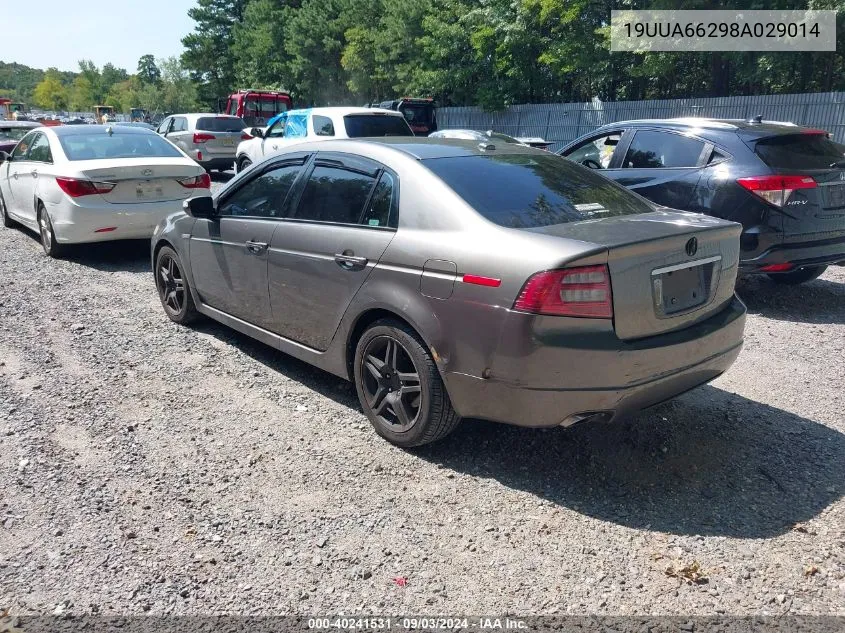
[193,133,215,144]
[737,175,816,208]
[56,177,115,198]
[514,265,613,319]
[178,173,211,189]
[802,128,830,137]
[760,263,794,272]
[241,133,252,140]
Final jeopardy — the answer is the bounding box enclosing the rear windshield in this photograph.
[400,104,435,125]
[59,132,183,161]
[754,133,845,170]
[0,128,34,142]
[196,117,246,132]
[424,153,653,228]
[344,115,413,138]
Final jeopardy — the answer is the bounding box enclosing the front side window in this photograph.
[218,163,302,218]
[173,118,188,133]
[27,133,52,163]
[266,116,287,139]
[565,132,622,169]
[11,131,37,160]
[313,115,335,137]
[294,165,378,224]
[424,153,653,228]
[156,118,171,135]
[623,130,705,169]
[284,114,308,139]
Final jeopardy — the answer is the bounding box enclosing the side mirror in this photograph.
[0,151,10,163]
[183,196,217,219]
[250,127,264,138]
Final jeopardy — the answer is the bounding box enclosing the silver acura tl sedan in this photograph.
[151,138,746,447]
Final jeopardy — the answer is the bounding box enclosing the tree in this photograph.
[100,63,129,96]
[181,0,248,107]
[33,69,69,110]
[159,57,199,113]
[69,76,96,111]
[137,54,162,85]
[232,0,292,90]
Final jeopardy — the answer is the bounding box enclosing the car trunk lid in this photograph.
[527,210,742,340]
[76,158,202,204]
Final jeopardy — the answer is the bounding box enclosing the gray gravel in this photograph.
[1,183,843,616]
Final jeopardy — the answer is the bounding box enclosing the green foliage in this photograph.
[33,69,69,110]
[137,55,162,85]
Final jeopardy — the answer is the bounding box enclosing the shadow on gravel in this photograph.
[414,385,845,538]
[63,239,152,273]
[737,273,845,325]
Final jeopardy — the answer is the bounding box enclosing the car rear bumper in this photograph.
[740,233,845,272]
[442,295,746,428]
[47,197,187,243]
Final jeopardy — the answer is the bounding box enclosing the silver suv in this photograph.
[156,114,247,173]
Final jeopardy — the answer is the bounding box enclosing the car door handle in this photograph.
[334,253,368,269]
[245,240,268,254]
[12,172,18,180]
[31,170,38,178]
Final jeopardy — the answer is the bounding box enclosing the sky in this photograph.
[2,0,196,73]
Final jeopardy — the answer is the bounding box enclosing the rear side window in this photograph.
[196,117,246,132]
[424,153,653,228]
[313,115,335,137]
[623,130,705,168]
[285,114,308,139]
[59,132,183,161]
[754,134,845,170]
[361,172,395,227]
[343,115,413,138]
[295,166,378,224]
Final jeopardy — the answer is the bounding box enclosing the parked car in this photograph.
[114,121,156,130]
[0,121,41,154]
[430,129,527,145]
[235,107,413,173]
[156,114,249,173]
[0,125,210,257]
[366,98,437,135]
[559,118,845,284]
[152,138,745,448]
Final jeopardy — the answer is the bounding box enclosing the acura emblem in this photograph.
[142,169,154,177]
[685,237,698,257]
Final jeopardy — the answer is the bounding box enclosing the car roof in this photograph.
[0,121,41,128]
[286,106,402,117]
[49,124,156,137]
[595,117,806,137]
[282,137,548,160]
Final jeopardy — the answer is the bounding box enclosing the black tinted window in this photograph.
[361,172,395,228]
[59,132,183,160]
[343,115,413,138]
[313,115,335,137]
[623,130,704,168]
[296,166,377,224]
[219,164,302,218]
[424,154,653,228]
[755,134,845,170]
[28,134,52,163]
[196,117,246,132]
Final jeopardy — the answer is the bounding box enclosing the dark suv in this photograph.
[559,118,845,284]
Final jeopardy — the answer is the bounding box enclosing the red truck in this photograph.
[368,97,437,136]
[221,90,293,127]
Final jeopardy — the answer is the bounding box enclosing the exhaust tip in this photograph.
[560,411,614,428]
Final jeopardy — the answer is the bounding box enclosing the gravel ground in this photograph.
[1,179,843,616]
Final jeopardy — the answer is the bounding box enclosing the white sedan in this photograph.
[0,125,210,257]
[234,106,413,172]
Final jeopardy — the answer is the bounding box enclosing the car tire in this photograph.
[38,205,67,258]
[154,245,199,324]
[0,189,15,228]
[353,319,461,448]
[238,157,252,172]
[767,265,827,285]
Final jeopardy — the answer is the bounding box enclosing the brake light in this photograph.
[193,133,215,144]
[736,175,816,208]
[56,177,115,198]
[802,128,830,137]
[514,265,613,318]
[178,173,211,189]
[241,133,252,140]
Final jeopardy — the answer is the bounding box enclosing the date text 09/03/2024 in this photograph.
[307,618,529,630]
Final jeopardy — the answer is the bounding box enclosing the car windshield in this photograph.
[0,128,35,142]
[58,131,183,161]
[343,115,413,137]
[424,153,653,228]
[196,117,247,133]
[754,133,845,170]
